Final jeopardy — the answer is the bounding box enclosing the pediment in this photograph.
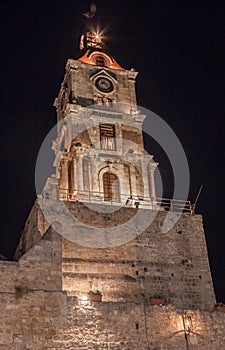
[90,69,117,84]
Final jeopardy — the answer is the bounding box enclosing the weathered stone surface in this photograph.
[61,208,215,311]
[0,211,224,349]
[0,291,225,349]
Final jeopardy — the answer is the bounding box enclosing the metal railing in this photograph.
[41,189,194,214]
[155,197,193,213]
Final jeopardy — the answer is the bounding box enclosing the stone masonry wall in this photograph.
[1,229,62,296]
[14,200,50,260]
[14,203,216,310]
[2,206,222,349]
[62,204,215,311]
[0,290,225,350]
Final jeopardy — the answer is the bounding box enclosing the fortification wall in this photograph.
[1,207,221,349]
[14,200,50,260]
[0,291,225,350]
[1,230,62,296]
[14,203,216,310]
[62,205,215,310]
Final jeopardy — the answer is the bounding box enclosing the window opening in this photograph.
[100,124,116,150]
[103,172,119,202]
[95,56,105,66]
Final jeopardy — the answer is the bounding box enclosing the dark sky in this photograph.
[0,1,224,300]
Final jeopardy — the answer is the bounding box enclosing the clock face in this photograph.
[95,77,113,93]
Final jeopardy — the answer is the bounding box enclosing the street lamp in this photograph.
[182,314,193,350]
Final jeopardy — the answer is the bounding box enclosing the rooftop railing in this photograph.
[41,190,194,214]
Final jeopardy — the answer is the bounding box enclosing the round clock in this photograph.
[95,77,113,93]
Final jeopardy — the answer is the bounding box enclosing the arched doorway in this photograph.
[103,172,120,202]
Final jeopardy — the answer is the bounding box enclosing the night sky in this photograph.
[0,1,224,301]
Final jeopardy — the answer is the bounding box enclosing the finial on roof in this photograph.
[83,3,96,19]
[80,3,103,50]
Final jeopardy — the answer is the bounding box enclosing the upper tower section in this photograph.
[49,4,157,209]
[54,4,138,122]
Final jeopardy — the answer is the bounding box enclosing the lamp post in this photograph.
[182,314,193,350]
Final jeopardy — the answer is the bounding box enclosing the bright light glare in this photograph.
[186,320,191,328]
[93,25,108,43]
[82,295,88,301]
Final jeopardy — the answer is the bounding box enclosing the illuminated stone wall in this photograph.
[14,200,50,260]
[14,207,215,310]
[1,211,223,349]
[62,206,215,311]
[0,289,225,349]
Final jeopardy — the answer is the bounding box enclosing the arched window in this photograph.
[103,172,120,202]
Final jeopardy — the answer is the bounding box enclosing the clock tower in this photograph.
[49,26,158,210]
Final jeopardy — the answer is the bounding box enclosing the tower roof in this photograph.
[75,46,125,71]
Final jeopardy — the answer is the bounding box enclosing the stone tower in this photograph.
[14,17,215,307]
[50,29,158,210]
[1,18,224,350]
